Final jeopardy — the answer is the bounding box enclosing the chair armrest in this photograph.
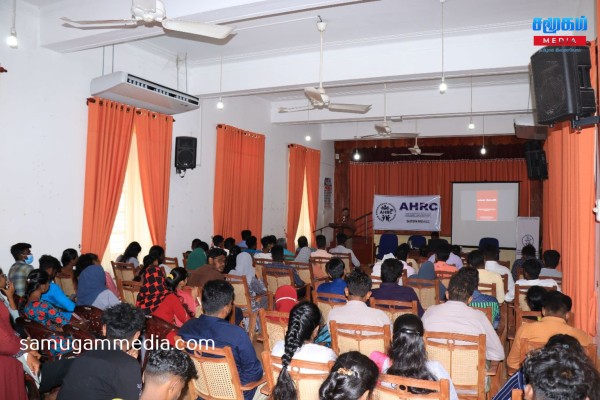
[240,375,267,391]
[487,360,504,398]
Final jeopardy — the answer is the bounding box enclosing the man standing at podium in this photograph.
[330,207,356,249]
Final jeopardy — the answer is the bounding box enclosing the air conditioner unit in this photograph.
[90,71,199,115]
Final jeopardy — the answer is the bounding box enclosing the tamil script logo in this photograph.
[521,234,534,247]
[532,16,587,46]
[376,203,397,222]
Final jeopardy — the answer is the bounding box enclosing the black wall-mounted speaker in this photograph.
[530,46,596,126]
[175,136,197,171]
[524,141,548,180]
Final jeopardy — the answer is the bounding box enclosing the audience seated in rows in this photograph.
[116,241,142,269]
[428,242,463,269]
[266,245,306,289]
[511,244,536,282]
[327,271,391,330]
[411,261,447,300]
[140,348,197,400]
[515,259,560,291]
[58,303,146,400]
[76,264,120,310]
[460,266,501,329]
[237,230,252,249]
[223,236,236,255]
[422,269,504,361]
[329,233,360,267]
[319,351,379,400]
[244,236,260,256]
[254,235,275,260]
[59,248,78,278]
[316,258,347,297]
[165,267,197,317]
[148,245,169,276]
[370,313,458,400]
[371,259,424,317]
[186,238,208,271]
[271,302,337,400]
[540,249,561,278]
[507,290,590,370]
[295,235,313,263]
[187,248,227,288]
[39,255,75,320]
[231,252,268,311]
[75,252,119,298]
[178,279,263,400]
[224,245,242,274]
[484,245,515,301]
[8,242,34,297]
[468,250,506,303]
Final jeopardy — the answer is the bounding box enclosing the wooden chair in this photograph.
[224,274,270,342]
[498,260,511,269]
[164,256,179,270]
[329,252,353,274]
[143,315,178,368]
[182,340,266,400]
[55,272,76,297]
[309,256,331,280]
[423,332,498,400]
[434,270,454,288]
[285,261,315,287]
[261,351,332,399]
[511,389,523,400]
[262,266,310,301]
[311,291,347,323]
[253,258,271,282]
[120,280,142,305]
[111,261,136,295]
[373,375,451,400]
[258,309,288,353]
[519,339,598,368]
[15,317,69,361]
[63,323,96,342]
[405,278,440,309]
[477,282,497,298]
[371,275,383,290]
[73,305,104,336]
[182,252,190,269]
[370,298,419,322]
[330,320,391,356]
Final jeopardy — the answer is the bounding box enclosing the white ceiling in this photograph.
[28,0,596,139]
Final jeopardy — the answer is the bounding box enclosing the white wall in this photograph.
[0,1,334,268]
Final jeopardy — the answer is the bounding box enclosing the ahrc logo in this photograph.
[376,203,397,222]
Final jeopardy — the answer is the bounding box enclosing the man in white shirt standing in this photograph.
[483,246,515,302]
[515,259,560,291]
[329,233,360,268]
[422,269,505,362]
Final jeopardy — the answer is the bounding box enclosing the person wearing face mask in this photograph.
[8,243,34,297]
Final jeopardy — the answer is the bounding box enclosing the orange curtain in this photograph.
[134,110,174,249]
[542,42,598,336]
[81,98,135,255]
[214,125,265,241]
[349,159,532,236]
[286,145,306,251]
[305,149,321,247]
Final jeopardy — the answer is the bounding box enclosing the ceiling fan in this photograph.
[278,21,371,114]
[360,84,418,139]
[61,0,234,40]
[391,136,444,157]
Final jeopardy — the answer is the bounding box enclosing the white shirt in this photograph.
[372,257,415,286]
[515,278,561,291]
[422,300,505,361]
[327,300,391,330]
[329,245,360,267]
[271,341,337,369]
[253,252,272,260]
[428,253,463,269]
[485,260,515,302]
[92,289,121,310]
[539,268,562,278]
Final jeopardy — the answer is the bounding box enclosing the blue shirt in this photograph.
[370,282,424,317]
[178,315,263,400]
[237,240,247,249]
[244,249,260,255]
[41,282,75,321]
[492,370,524,400]
[317,278,347,297]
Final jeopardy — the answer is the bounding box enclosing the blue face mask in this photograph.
[24,255,34,265]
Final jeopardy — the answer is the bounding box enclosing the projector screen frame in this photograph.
[450,181,521,250]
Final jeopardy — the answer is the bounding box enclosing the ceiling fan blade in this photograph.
[388,132,419,138]
[391,153,413,156]
[161,19,234,39]
[61,17,139,26]
[328,103,372,114]
[304,87,325,105]
[278,106,313,113]
[420,153,444,156]
[359,134,384,139]
[374,123,391,134]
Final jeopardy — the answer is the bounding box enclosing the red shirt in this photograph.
[151,293,190,327]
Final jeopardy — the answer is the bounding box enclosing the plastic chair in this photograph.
[407,235,426,249]
[376,233,399,260]
[478,237,499,253]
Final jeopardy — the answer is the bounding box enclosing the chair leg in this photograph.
[248,313,256,343]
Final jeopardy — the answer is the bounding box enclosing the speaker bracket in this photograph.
[570,116,600,130]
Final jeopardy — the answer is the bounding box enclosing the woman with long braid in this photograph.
[271,301,336,400]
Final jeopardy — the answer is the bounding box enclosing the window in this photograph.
[294,173,313,246]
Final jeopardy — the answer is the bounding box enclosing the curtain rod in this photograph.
[86,97,175,121]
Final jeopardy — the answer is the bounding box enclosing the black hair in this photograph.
[457,267,479,293]
[144,348,197,384]
[212,235,224,247]
[38,255,62,275]
[74,253,99,280]
[346,271,372,297]
[122,241,142,261]
[241,230,252,240]
[525,286,546,312]
[521,244,536,259]
[542,250,560,269]
[165,267,188,291]
[523,258,542,280]
[201,280,234,315]
[325,258,345,279]
[316,235,327,249]
[191,239,202,249]
[482,245,499,261]
[319,351,379,400]
[271,245,284,262]
[134,255,157,282]
[224,246,242,274]
[223,237,236,250]
[467,250,485,269]
[431,232,440,239]
[199,241,209,253]
[20,269,49,311]
[523,346,593,400]
[207,248,227,260]
[102,303,146,341]
[395,244,410,261]
[10,243,31,261]
[273,302,321,400]
[149,245,165,264]
[381,259,403,284]
[387,314,437,393]
[143,255,157,267]
[60,248,78,267]
[276,238,288,248]
[336,233,348,245]
[418,246,429,257]
[246,236,258,249]
[447,271,473,302]
[450,245,461,256]
[268,235,278,245]
[545,334,587,358]
[434,244,451,263]
[297,236,308,248]
[342,207,350,212]
[261,236,271,249]
[543,291,572,316]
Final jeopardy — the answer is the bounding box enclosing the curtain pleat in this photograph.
[81,98,135,255]
[213,125,265,241]
[135,111,173,249]
[286,146,306,252]
[305,149,321,248]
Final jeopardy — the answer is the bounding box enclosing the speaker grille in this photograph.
[175,136,197,170]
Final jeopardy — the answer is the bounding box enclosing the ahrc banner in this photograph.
[373,195,441,231]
